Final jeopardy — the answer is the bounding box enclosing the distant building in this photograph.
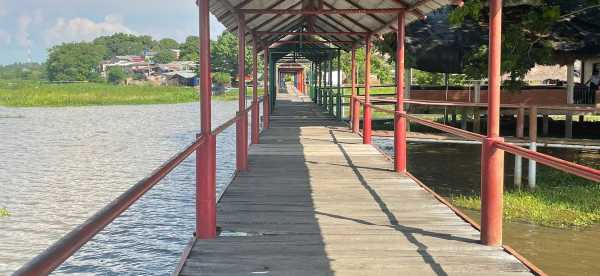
[164,71,198,86]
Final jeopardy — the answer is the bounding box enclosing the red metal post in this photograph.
[363,37,372,144]
[237,13,249,171]
[394,12,407,173]
[263,47,270,129]
[351,47,359,133]
[251,43,259,144]
[481,0,504,247]
[196,0,216,239]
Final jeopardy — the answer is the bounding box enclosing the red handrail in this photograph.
[357,98,600,183]
[14,99,263,276]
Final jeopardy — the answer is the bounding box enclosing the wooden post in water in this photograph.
[460,107,468,130]
[566,63,574,138]
[514,106,525,189]
[528,106,538,189]
[542,114,549,136]
[473,80,481,133]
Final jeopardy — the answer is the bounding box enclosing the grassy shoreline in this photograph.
[0,81,257,107]
[453,166,600,228]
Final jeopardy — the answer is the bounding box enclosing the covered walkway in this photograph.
[177,93,531,275]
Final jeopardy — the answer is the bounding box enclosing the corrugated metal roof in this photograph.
[209,0,458,49]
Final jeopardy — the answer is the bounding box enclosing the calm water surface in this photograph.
[0,102,245,275]
[375,138,600,276]
[1,103,598,276]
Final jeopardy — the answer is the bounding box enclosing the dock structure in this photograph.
[15,1,600,275]
[177,93,532,275]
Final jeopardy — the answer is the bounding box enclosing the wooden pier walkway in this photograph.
[178,93,533,276]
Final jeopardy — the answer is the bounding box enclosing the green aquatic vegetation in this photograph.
[453,166,600,228]
[0,208,9,217]
[0,81,258,107]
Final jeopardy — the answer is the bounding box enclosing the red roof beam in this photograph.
[254,31,369,36]
[238,8,406,15]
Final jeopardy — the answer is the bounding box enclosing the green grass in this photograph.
[0,208,9,217]
[0,80,258,107]
[453,166,600,228]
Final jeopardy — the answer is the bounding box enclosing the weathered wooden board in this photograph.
[178,93,532,276]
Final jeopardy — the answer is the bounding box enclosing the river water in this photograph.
[0,102,241,275]
[1,103,598,275]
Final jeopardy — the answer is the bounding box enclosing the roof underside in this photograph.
[209,0,455,50]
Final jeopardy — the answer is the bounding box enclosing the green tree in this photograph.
[93,33,156,59]
[107,67,128,84]
[158,38,179,50]
[340,48,393,84]
[154,50,177,64]
[46,42,105,82]
[449,0,568,83]
[210,32,257,82]
[179,36,199,61]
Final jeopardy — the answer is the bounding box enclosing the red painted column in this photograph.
[394,12,407,173]
[236,13,248,171]
[196,0,216,239]
[481,0,505,247]
[251,43,259,144]
[363,37,372,144]
[351,47,359,133]
[263,47,270,129]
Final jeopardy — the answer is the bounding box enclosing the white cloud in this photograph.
[0,29,10,45]
[16,15,32,48]
[44,14,133,45]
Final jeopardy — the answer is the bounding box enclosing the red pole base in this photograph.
[196,133,216,239]
[480,137,504,246]
[236,113,249,171]
[263,95,270,129]
[352,97,360,133]
[394,111,407,173]
[251,102,260,144]
[363,105,372,144]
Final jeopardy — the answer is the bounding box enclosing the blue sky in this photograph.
[0,0,226,65]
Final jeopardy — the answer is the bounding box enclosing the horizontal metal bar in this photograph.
[255,31,368,36]
[495,141,600,182]
[14,135,207,275]
[272,40,355,45]
[239,8,405,15]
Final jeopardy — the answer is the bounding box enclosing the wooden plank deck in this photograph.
[178,93,533,276]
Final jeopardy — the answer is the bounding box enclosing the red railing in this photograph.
[359,97,600,182]
[14,100,263,276]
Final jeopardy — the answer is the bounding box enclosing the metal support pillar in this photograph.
[236,13,248,172]
[481,0,504,247]
[394,12,407,173]
[337,49,342,120]
[363,37,372,144]
[196,0,216,239]
[251,44,259,144]
[351,47,359,133]
[263,47,270,129]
